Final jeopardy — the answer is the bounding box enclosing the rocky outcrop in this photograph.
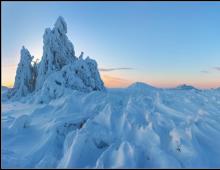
[8,46,36,98]
[8,16,105,102]
[35,16,77,90]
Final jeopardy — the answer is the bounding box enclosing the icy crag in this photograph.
[6,16,105,102]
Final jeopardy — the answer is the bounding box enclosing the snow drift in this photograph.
[2,84,220,168]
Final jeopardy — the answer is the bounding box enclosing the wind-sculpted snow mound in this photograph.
[2,84,220,168]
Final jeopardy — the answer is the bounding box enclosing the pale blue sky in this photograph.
[2,2,220,88]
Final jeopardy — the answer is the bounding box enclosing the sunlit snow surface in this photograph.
[2,83,220,168]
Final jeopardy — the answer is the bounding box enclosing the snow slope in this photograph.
[1,86,10,102]
[2,82,220,168]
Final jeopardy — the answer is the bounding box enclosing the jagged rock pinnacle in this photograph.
[54,16,67,34]
[8,16,105,102]
[8,46,36,98]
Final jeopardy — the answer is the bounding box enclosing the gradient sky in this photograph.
[2,2,220,88]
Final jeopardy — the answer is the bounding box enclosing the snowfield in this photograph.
[2,83,220,168]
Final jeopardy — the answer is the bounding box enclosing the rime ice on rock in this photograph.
[9,16,105,101]
[8,46,35,98]
[36,16,76,90]
[38,53,105,103]
[61,54,105,92]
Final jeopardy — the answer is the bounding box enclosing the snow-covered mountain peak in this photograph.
[128,82,156,90]
[175,84,197,90]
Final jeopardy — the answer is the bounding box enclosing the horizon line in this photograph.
[2,82,219,90]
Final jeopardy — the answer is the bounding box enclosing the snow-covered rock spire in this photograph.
[35,16,76,90]
[8,16,105,102]
[54,16,67,34]
[8,46,35,98]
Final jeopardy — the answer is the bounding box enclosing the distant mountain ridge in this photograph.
[174,84,198,90]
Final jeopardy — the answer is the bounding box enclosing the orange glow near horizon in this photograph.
[2,82,13,88]
[100,74,220,89]
[1,73,220,89]
[101,74,133,88]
